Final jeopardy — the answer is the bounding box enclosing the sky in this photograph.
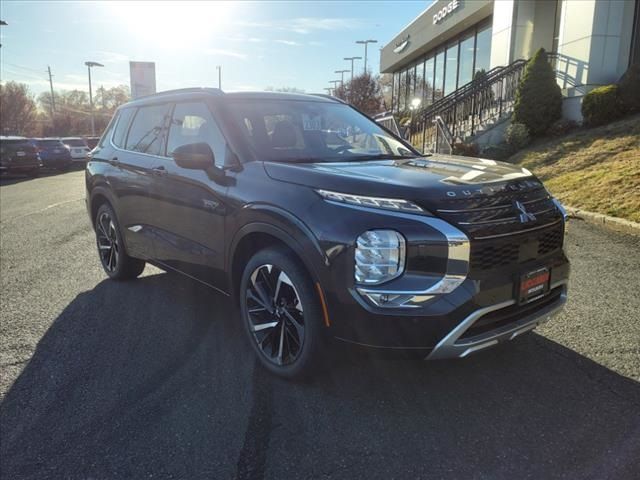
[1,0,432,97]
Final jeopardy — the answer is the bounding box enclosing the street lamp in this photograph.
[355,39,378,73]
[84,61,104,136]
[343,56,362,84]
[334,69,350,87]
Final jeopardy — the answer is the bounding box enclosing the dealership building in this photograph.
[380,0,640,122]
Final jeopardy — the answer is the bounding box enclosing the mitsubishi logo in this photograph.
[514,201,536,223]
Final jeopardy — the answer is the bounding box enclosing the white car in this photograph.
[61,137,90,162]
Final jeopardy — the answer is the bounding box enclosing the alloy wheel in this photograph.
[96,211,119,273]
[245,264,305,366]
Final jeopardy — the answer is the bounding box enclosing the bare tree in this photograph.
[0,82,38,135]
[337,72,383,116]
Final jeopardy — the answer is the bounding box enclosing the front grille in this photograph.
[436,185,562,240]
[432,180,565,272]
[470,222,564,271]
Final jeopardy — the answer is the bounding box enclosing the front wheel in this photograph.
[239,247,326,379]
[95,204,145,280]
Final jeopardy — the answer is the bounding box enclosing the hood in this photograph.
[263,155,543,210]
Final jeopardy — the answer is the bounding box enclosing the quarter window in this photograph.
[167,102,226,166]
[125,104,172,156]
[112,108,135,148]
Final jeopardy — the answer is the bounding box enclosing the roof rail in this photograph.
[309,93,345,104]
[133,87,224,101]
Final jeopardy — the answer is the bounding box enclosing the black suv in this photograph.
[86,88,569,378]
[0,136,42,176]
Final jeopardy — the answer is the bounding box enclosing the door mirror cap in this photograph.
[171,142,215,170]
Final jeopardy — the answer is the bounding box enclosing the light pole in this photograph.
[343,56,362,84]
[355,39,378,73]
[334,69,349,87]
[216,65,222,89]
[84,61,104,136]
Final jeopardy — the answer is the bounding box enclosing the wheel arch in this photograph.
[228,220,327,303]
[89,186,118,228]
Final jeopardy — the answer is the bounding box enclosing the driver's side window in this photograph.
[167,102,226,166]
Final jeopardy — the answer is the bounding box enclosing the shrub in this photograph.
[452,142,479,157]
[581,84,623,126]
[479,143,514,161]
[618,63,640,113]
[547,118,578,137]
[513,48,563,136]
[504,123,530,150]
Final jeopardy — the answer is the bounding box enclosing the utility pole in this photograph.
[355,40,378,73]
[47,66,56,133]
[216,65,222,89]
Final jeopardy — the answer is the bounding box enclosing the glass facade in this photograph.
[392,18,492,112]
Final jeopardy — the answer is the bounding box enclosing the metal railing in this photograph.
[433,116,453,154]
[409,58,529,153]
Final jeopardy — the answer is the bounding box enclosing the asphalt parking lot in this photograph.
[1,170,639,479]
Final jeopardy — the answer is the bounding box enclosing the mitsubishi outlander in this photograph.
[86,88,569,378]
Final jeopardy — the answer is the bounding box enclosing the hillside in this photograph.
[508,114,640,222]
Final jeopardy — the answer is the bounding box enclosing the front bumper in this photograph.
[426,281,567,359]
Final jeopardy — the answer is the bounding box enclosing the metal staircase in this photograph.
[409,58,530,153]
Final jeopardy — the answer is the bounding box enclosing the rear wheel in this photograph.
[95,204,145,280]
[239,247,325,379]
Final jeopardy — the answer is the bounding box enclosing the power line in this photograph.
[4,62,44,74]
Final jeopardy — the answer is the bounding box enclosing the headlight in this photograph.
[355,230,405,285]
[317,189,425,214]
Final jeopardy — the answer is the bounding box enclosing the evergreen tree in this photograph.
[513,48,562,136]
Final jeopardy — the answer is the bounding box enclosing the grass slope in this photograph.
[508,114,640,222]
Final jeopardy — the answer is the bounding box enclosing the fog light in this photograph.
[355,230,405,285]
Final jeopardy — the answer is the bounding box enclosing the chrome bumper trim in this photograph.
[426,280,568,360]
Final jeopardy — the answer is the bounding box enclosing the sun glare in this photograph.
[115,1,236,48]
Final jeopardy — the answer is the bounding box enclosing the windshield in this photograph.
[228,99,417,162]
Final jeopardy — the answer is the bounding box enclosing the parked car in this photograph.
[84,136,100,150]
[30,138,73,170]
[0,136,43,176]
[86,88,570,379]
[61,137,90,163]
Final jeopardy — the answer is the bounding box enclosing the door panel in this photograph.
[114,103,172,259]
[147,101,229,290]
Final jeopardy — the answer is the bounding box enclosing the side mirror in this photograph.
[171,142,215,170]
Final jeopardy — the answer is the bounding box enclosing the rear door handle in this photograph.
[151,165,168,176]
[108,157,120,166]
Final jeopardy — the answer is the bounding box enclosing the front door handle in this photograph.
[151,165,168,176]
[108,157,120,166]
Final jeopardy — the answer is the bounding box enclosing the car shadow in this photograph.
[1,272,639,479]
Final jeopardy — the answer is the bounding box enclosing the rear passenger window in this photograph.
[112,108,135,148]
[126,104,172,156]
[167,102,226,166]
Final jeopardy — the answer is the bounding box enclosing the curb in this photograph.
[566,206,640,237]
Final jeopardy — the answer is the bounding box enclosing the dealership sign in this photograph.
[129,61,157,99]
[433,0,460,24]
[393,35,410,53]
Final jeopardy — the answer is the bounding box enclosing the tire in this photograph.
[239,247,326,379]
[95,203,145,280]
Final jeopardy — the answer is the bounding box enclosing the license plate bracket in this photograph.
[519,267,550,304]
